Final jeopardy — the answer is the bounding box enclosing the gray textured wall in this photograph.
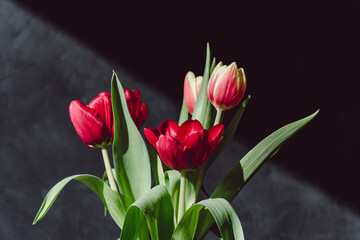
[1,0,359,239]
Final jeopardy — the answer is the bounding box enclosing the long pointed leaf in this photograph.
[193,96,251,201]
[192,43,213,130]
[172,198,244,240]
[147,142,165,186]
[206,95,251,168]
[210,57,217,73]
[193,110,319,239]
[212,110,319,201]
[111,72,151,208]
[178,99,189,125]
[33,174,125,228]
[120,185,174,240]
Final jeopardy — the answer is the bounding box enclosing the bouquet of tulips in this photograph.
[33,44,318,239]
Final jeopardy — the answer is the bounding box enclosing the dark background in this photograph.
[1,0,359,239]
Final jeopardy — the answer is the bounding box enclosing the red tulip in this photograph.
[207,62,246,110]
[124,89,148,129]
[69,92,113,148]
[69,90,148,148]
[144,119,224,171]
[183,71,203,115]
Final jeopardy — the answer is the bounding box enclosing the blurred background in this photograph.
[1,0,359,239]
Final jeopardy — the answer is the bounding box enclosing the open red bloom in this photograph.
[144,119,224,171]
[69,90,147,148]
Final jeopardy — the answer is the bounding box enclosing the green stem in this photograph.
[101,147,119,194]
[178,171,186,222]
[214,108,223,125]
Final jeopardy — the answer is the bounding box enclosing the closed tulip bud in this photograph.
[69,92,113,148]
[207,62,246,111]
[144,119,224,171]
[183,71,203,115]
[69,89,148,148]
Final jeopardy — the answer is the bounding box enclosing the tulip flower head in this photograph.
[183,71,203,115]
[144,119,224,171]
[69,92,113,148]
[69,89,147,148]
[207,62,246,111]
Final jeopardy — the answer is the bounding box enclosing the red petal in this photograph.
[125,89,148,129]
[158,120,179,138]
[124,89,137,117]
[182,130,211,168]
[136,103,148,129]
[208,124,224,152]
[130,89,141,120]
[177,119,204,142]
[87,92,113,139]
[132,89,140,99]
[209,124,224,143]
[69,100,109,147]
[156,135,192,171]
[143,127,161,150]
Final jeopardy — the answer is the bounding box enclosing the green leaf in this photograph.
[120,185,174,240]
[147,142,166,186]
[178,99,189,125]
[206,95,251,168]
[192,111,319,239]
[210,57,217,73]
[164,170,180,224]
[180,87,250,204]
[211,110,319,201]
[188,167,204,205]
[102,171,110,216]
[192,96,250,202]
[33,174,125,228]
[184,171,197,210]
[192,43,213,130]
[102,168,120,216]
[111,72,151,208]
[172,198,244,240]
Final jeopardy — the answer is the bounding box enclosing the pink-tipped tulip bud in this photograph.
[69,92,113,148]
[69,89,148,148]
[144,119,224,171]
[183,71,203,115]
[207,62,246,111]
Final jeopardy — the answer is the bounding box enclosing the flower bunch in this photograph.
[33,44,318,240]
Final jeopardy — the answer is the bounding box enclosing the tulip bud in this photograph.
[183,71,203,115]
[69,89,148,148]
[207,62,246,111]
[69,92,113,148]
